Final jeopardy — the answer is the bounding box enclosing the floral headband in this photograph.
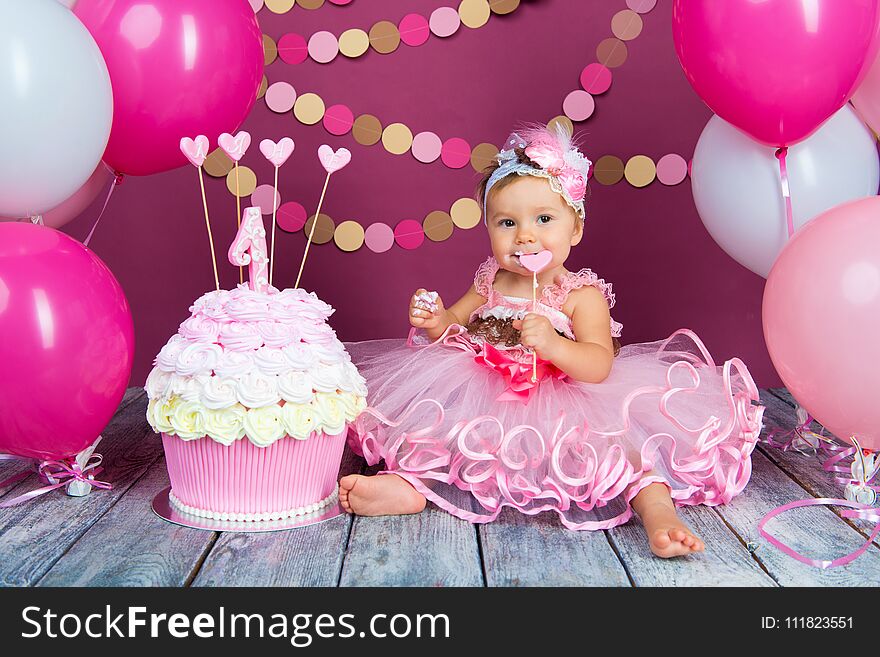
[483,126,592,223]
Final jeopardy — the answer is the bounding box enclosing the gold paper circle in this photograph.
[369,20,401,55]
[459,0,491,28]
[547,115,574,138]
[450,197,481,229]
[489,0,520,15]
[470,142,499,173]
[203,148,234,178]
[226,166,258,197]
[256,75,268,100]
[265,0,295,13]
[304,213,336,244]
[262,34,278,66]
[611,10,643,41]
[596,38,628,68]
[339,28,370,58]
[294,93,326,125]
[624,155,656,187]
[353,114,383,146]
[334,220,365,252]
[424,210,454,242]
[296,0,324,8]
[382,122,413,155]
[593,155,625,185]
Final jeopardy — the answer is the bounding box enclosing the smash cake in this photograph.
[145,207,367,522]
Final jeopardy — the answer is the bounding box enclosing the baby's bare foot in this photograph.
[338,474,427,517]
[640,501,705,558]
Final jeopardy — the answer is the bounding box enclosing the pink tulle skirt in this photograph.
[344,328,764,531]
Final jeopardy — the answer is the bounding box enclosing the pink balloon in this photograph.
[0,223,134,460]
[0,162,114,228]
[673,0,880,146]
[74,0,263,176]
[763,196,880,450]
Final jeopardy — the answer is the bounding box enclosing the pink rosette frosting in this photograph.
[179,316,221,342]
[218,323,264,352]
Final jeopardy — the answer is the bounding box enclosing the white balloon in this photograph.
[691,105,879,278]
[0,0,112,217]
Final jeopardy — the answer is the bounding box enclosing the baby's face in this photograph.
[485,176,583,276]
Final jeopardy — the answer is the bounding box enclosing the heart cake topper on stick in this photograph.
[517,249,553,382]
[260,137,296,286]
[318,145,352,174]
[180,135,219,291]
[219,131,252,284]
[295,145,352,289]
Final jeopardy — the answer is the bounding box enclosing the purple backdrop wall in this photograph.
[62,0,778,388]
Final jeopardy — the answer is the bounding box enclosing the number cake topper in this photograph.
[219,131,252,285]
[228,207,269,293]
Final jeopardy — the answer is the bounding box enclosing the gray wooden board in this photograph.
[0,386,145,495]
[37,456,216,587]
[478,507,631,587]
[338,465,484,587]
[711,446,880,585]
[606,504,775,587]
[192,443,367,587]
[0,391,162,587]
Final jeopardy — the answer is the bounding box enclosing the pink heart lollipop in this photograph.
[318,145,352,174]
[519,250,553,272]
[218,131,252,162]
[260,137,295,167]
[180,136,209,168]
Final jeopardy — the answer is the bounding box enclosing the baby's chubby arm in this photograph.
[409,285,487,340]
[514,285,614,383]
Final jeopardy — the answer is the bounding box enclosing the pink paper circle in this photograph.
[308,31,339,64]
[394,219,425,249]
[580,63,612,94]
[440,137,471,169]
[399,13,430,46]
[364,222,395,253]
[429,7,461,37]
[626,0,657,13]
[265,81,297,113]
[323,104,354,136]
[278,33,308,65]
[563,90,595,121]
[329,0,353,4]
[656,154,688,185]
[251,185,282,214]
[277,202,308,232]
[411,131,442,163]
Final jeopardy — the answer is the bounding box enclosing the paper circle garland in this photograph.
[412,131,443,163]
[394,219,425,249]
[277,202,308,232]
[364,222,395,252]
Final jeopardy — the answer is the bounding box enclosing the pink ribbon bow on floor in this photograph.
[0,453,111,507]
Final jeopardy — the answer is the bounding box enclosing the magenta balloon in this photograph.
[0,162,114,228]
[673,0,880,146]
[73,0,263,176]
[0,223,135,460]
[763,196,880,450]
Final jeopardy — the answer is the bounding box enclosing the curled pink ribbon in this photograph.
[0,453,111,508]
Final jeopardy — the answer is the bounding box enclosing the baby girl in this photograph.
[340,124,763,558]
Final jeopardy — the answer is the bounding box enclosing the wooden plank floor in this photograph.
[2,386,879,587]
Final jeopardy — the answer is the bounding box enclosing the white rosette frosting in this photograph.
[145,283,367,446]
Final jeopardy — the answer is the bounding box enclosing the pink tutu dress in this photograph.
[345,257,765,530]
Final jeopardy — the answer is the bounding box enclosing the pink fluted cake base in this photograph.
[161,431,347,522]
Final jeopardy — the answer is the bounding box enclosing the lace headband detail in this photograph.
[483,126,592,223]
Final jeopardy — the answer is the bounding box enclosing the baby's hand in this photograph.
[513,313,559,359]
[409,289,444,329]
